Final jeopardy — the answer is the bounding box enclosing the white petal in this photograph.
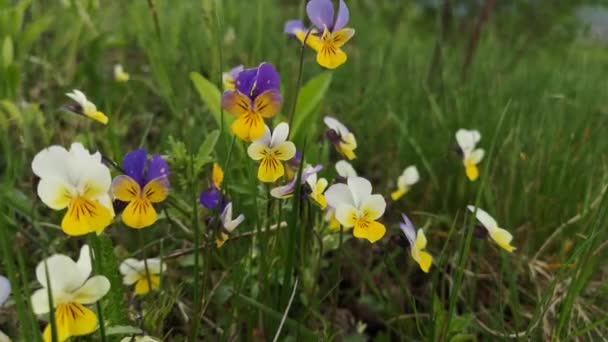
[31,145,71,180]
[36,178,73,210]
[402,166,420,185]
[456,129,480,154]
[30,288,51,314]
[469,149,485,164]
[225,214,245,232]
[76,245,92,282]
[0,276,10,306]
[143,259,166,274]
[360,194,386,220]
[74,157,112,198]
[221,202,234,224]
[253,125,272,146]
[270,122,290,148]
[35,255,83,293]
[325,183,355,209]
[305,172,318,188]
[399,221,416,247]
[467,205,498,230]
[347,176,372,207]
[0,329,10,342]
[72,275,110,304]
[323,116,350,137]
[120,259,144,285]
[247,142,268,160]
[335,204,357,228]
[66,89,87,106]
[335,160,357,178]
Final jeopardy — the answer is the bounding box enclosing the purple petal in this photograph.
[333,0,350,30]
[270,179,298,198]
[306,0,334,30]
[252,62,281,98]
[301,164,324,184]
[288,150,303,168]
[228,65,244,80]
[235,67,259,96]
[146,154,170,186]
[200,187,220,209]
[284,19,306,35]
[122,149,147,185]
[399,213,416,246]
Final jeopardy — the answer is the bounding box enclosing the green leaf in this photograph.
[291,72,333,141]
[105,325,143,336]
[190,72,231,132]
[194,129,219,171]
[2,36,13,67]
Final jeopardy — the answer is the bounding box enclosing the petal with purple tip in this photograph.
[306,0,334,30]
[284,19,306,35]
[146,154,170,186]
[122,149,147,185]
[333,0,350,31]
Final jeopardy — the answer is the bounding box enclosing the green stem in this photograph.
[88,234,107,342]
[287,28,314,134]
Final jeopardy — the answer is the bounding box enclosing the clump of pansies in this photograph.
[18,1,519,341]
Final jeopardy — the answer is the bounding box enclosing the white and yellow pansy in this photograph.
[467,206,516,252]
[216,202,245,248]
[119,258,166,296]
[399,214,432,272]
[325,176,387,243]
[65,90,108,124]
[32,143,115,236]
[335,160,357,179]
[31,246,110,342]
[324,117,357,160]
[113,64,130,82]
[456,129,485,181]
[305,169,328,209]
[247,123,297,182]
[390,165,420,201]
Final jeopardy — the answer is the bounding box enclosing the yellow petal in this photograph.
[295,30,322,52]
[272,142,296,161]
[231,113,266,141]
[316,45,347,69]
[212,163,224,188]
[415,229,428,250]
[215,232,229,248]
[310,193,327,209]
[338,142,356,160]
[353,219,386,243]
[44,303,98,342]
[258,157,285,182]
[253,90,282,118]
[331,28,355,48]
[122,198,157,229]
[489,228,516,252]
[85,111,108,125]
[134,275,161,295]
[417,250,433,273]
[111,175,141,202]
[465,160,479,181]
[390,188,406,201]
[222,90,251,117]
[62,197,113,236]
[143,178,169,203]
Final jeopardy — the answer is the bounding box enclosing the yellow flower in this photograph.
[113,64,130,82]
[325,176,387,243]
[456,129,485,181]
[31,246,110,342]
[119,258,166,295]
[467,206,516,252]
[390,165,420,201]
[247,123,297,182]
[305,170,328,209]
[399,214,433,272]
[65,90,108,124]
[31,143,115,236]
[324,117,357,160]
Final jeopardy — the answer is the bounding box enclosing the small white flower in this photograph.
[335,160,357,178]
[467,206,515,252]
[247,123,297,182]
[456,129,484,181]
[31,245,110,342]
[113,64,130,82]
[325,176,386,243]
[119,258,166,296]
[65,89,108,124]
[216,202,245,247]
[324,117,357,160]
[399,214,432,272]
[391,165,419,200]
[31,143,115,236]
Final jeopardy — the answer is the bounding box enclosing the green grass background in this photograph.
[1,0,608,340]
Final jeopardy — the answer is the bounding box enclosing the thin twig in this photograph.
[272,278,299,342]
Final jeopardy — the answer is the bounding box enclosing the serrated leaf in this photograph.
[291,72,333,141]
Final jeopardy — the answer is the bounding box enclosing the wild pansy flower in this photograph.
[399,213,433,273]
[65,90,108,124]
[113,64,130,82]
[467,206,516,252]
[271,164,327,208]
[285,0,355,69]
[324,117,357,160]
[119,258,166,295]
[31,246,110,342]
[390,165,420,201]
[222,65,244,90]
[199,163,224,209]
[32,143,114,236]
[217,202,245,247]
[221,62,282,141]
[456,129,485,181]
[112,149,170,229]
[247,123,296,182]
[335,160,357,180]
[0,275,10,342]
[325,176,387,243]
